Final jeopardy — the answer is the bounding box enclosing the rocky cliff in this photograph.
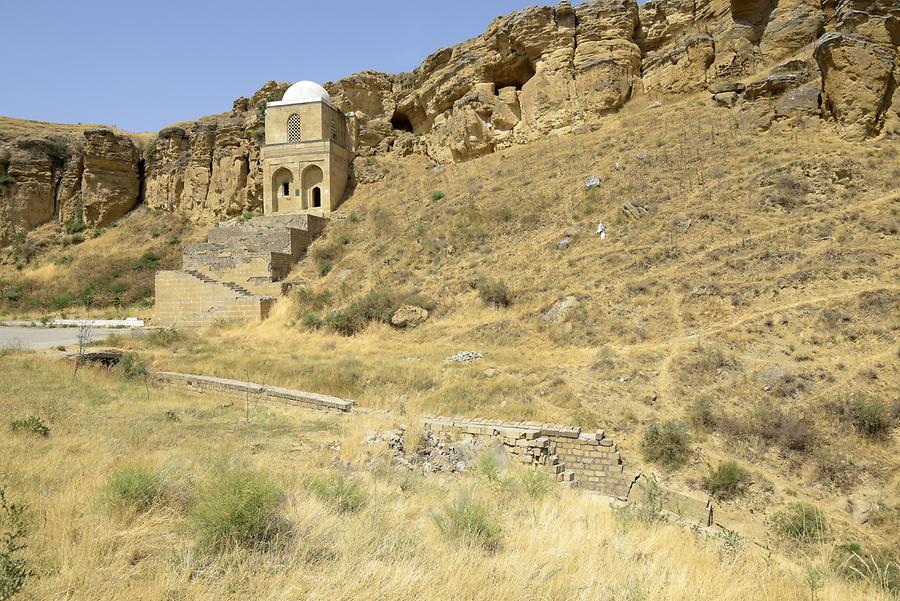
[1,0,896,246]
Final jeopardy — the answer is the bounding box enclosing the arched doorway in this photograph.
[301,165,324,211]
[271,167,294,213]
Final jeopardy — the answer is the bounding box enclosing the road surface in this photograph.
[0,326,127,351]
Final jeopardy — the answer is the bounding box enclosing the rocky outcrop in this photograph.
[813,1,899,140]
[0,127,140,245]
[2,0,897,245]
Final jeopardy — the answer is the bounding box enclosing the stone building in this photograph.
[261,81,354,216]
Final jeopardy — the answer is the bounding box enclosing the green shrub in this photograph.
[300,313,323,330]
[131,252,160,271]
[433,491,501,551]
[640,421,691,470]
[144,327,184,347]
[305,472,365,513]
[0,486,30,600]
[474,451,503,483]
[317,259,334,277]
[190,466,282,551]
[832,542,900,594]
[688,396,717,430]
[475,277,511,308]
[115,353,147,381]
[516,470,553,499]
[839,394,897,441]
[770,502,829,545]
[106,466,164,512]
[325,289,435,336]
[429,190,446,201]
[703,461,750,499]
[10,416,49,437]
[0,174,15,188]
[63,219,86,234]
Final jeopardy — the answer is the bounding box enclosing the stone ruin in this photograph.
[153,214,325,327]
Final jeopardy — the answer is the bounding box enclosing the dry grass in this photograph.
[0,353,894,600]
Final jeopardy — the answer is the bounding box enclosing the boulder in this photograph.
[541,296,581,324]
[391,305,429,329]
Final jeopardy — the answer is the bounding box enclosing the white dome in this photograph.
[280,80,333,106]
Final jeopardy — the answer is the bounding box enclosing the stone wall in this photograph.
[153,270,275,327]
[424,417,638,499]
[154,371,354,412]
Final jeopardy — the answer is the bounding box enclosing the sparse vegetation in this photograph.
[304,471,366,513]
[475,277,511,308]
[770,502,830,545]
[703,461,750,500]
[433,490,501,551]
[189,465,282,552]
[641,421,691,470]
[9,416,49,437]
[106,466,165,512]
[0,486,31,601]
[323,288,434,336]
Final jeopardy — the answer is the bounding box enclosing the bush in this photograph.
[131,252,160,271]
[305,472,365,513]
[0,486,30,600]
[144,327,184,347]
[190,466,282,551]
[475,277,511,308]
[115,353,147,381]
[688,396,717,430]
[703,461,750,499]
[63,219,85,234]
[325,289,435,336]
[300,313,323,330]
[770,502,829,545]
[429,190,446,201]
[317,259,334,277]
[0,174,15,188]
[474,451,503,483]
[433,491,501,551]
[641,421,691,470]
[10,416,49,437]
[106,466,164,512]
[515,470,553,499]
[838,394,897,441]
[832,542,900,594]
[752,407,816,452]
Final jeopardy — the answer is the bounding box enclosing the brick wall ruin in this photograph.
[424,417,638,499]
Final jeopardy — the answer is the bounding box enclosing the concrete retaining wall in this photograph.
[154,371,354,412]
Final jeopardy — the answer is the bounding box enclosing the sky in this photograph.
[1,0,589,133]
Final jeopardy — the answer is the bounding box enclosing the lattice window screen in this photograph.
[287,114,302,142]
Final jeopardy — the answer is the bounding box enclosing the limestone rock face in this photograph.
[815,33,896,140]
[0,128,140,244]
[81,129,140,227]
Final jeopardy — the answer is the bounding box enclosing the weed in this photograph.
[688,396,717,430]
[474,451,504,483]
[325,288,435,336]
[106,466,165,512]
[769,502,829,545]
[430,191,446,201]
[703,461,750,500]
[515,470,553,499]
[9,416,49,437]
[305,472,366,513]
[832,542,900,595]
[475,277,511,308]
[190,466,282,551]
[433,490,501,551]
[131,252,160,271]
[0,486,31,600]
[115,353,147,381]
[317,260,334,277]
[833,393,897,441]
[144,327,184,348]
[641,421,691,470]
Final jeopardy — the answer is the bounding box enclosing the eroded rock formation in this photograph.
[1,0,897,245]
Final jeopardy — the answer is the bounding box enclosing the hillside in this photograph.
[0,0,898,598]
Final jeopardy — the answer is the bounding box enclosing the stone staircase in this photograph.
[154,214,326,327]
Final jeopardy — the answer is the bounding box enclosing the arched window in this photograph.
[287,114,302,143]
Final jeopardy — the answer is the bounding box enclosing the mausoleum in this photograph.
[260,81,353,216]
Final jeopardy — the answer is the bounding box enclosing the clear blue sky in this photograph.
[1,0,589,133]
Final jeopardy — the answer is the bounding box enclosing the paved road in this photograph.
[0,327,127,351]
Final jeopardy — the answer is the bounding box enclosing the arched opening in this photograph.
[287,113,302,143]
[271,167,294,213]
[484,55,536,91]
[301,164,324,211]
[390,110,414,133]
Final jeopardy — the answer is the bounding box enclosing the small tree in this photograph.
[73,322,94,380]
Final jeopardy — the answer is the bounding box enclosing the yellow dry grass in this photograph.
[0,353,892,600]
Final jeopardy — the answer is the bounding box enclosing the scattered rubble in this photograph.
[445,351,485,363]
[584,175,601,189]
